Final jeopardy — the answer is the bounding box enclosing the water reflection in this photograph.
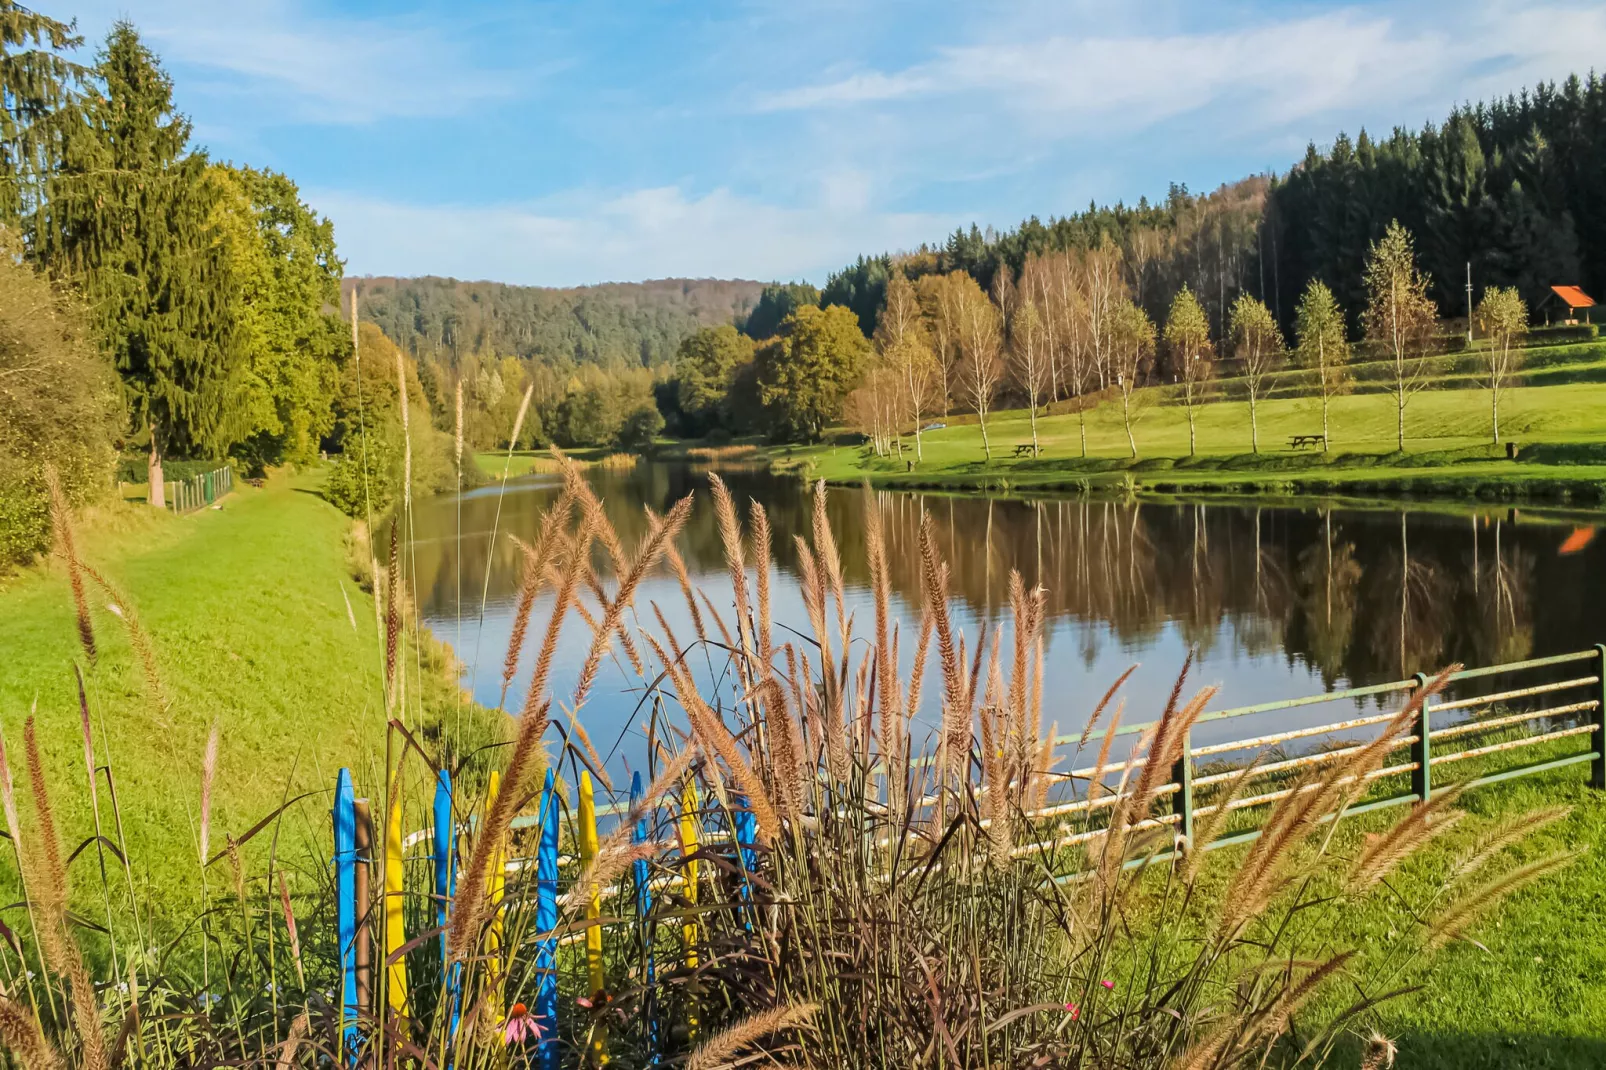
[406,464,1603,778]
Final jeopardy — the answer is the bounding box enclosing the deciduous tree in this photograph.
[756,304,871,441]
[1229,294,1284,454]
[1109,300,1155,458]
[1293,280,1348,451]
[875,274,938,461]
[1475,286,1527,444]
[1363,221,1438,451]
[1162,285,1213,456]
[953,273,1003,460]
[1008,293,1051,456]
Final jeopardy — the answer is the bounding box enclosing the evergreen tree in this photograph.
[0,0,84,226]
[35,22,239,506]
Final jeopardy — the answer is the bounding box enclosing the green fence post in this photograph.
[1171,728,1194,847]
[1410,671,1431,801]
[1593,644,1605,790]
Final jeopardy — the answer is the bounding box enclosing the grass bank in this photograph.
[768,382,1606,506]
[0,468,485,916]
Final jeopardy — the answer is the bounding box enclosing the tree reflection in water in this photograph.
[405,465,1597,776]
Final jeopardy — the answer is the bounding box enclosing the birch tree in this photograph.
[1009,296,1051,456]
[1162,285,1213,456]
[1293,280,1348,451]
[955,274,1004,461]
[875,273,938,461]
[916,271,966,418]
[1109,300,1155,458]
[1362,221,1438,452]
[1229,294,1284,454]
[1475,286,1527,444]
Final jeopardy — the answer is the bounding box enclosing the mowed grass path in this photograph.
[789,382,1606,489]
[0,472,390,910]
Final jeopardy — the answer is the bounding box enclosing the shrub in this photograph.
[323,428,398,518]
[0,233,120,569]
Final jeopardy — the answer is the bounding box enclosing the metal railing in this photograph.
[167,466,233,514]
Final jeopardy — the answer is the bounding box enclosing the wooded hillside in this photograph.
[346,275,767,369]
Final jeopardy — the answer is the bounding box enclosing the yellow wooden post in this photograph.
[385,790,409,1019]
[483,771,505,1018]
[580,772,607,1064]
[679,779,700,1042]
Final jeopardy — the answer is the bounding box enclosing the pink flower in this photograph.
[504,1002,543,1045]
[1064,1002,1080,1020]
[1101,980,1115,990]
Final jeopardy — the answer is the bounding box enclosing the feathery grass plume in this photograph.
[1255,951,1356,1042]
[1078,664,1137,750]
[1349,786,1466,891]
[0,720,23,864]
[1006,571,1031,787]
[0,994,61,1070]
[864,486,902,800]
[79,563,169,723]
[708,474,754,683]
[569,495,694,720]
[45,464,94,662]
[811,480,846,642]
[384,519,401,706]
[1085,698,1125,804]
[904,608,932,732]
[644,630,781,844]
[339,582,357,632]
[1219,668,1452,939]
[1131,653,1196,809]
[24,719,106,1070]
[660,528,707,646]
[453,379,464,473]
[1184,758,1260,883]
[751,499,774,670]
[792,537,845,781]
[685,1002,820,1070]
[499,492,575,707]
[274,1012,309,1070]
[279,871,304,988]
[198,720,220,866]
[570,746,699,901]
[918,514,965,740]
[1426,849,1583,949]
[1452,805,1572,882]
[759,678,805,822]
[518,515,595,726]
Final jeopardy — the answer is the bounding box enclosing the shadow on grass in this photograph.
[1334,1031,1606,1070]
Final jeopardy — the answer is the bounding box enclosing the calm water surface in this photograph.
[406,464,1606,786]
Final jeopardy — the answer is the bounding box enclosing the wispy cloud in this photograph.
[319,185,958,285]
[71,0,524,124]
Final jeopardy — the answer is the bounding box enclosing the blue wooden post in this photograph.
[732,796,758,931]
[536,770,560,1069]
[630,771,656,1057]
[432,769,459,1037]
[334,768,358,1060]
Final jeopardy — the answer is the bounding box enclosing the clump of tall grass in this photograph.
[3,456,1582,1068]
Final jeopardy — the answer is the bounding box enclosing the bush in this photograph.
[323,430,397,518]
[0,234,120,569]
[613,402,664,453]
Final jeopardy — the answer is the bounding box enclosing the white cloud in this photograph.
[757,3,1606,138]
[71,0,521,123]
[316,185,958,286]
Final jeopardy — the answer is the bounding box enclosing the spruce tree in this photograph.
[0,0,85,226]
[36,22,239,507]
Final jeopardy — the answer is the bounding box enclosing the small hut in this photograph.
[1540,285,1595,325]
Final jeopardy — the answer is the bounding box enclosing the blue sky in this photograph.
[61,0,1606,286]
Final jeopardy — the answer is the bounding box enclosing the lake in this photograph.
[405,463,1606,787]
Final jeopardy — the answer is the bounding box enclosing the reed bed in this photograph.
[0,454,1580,1069]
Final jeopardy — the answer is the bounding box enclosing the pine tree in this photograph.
[0,0,85,226]
[35,22,240,507]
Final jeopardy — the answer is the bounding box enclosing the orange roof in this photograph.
[1551,285,1596,308]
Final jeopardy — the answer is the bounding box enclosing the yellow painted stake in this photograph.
[483,770,505,1020]
[385,791,409,1020]
[580,772,608,1064]
[679,779,700,1043]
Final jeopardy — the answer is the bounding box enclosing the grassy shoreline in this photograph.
[0,468,486,916]
[757,381,1606,508]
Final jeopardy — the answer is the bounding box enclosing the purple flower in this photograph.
[504,1003,543,1045]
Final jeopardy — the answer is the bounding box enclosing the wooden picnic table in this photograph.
[1287,434,1326,450]
[1012,443,1039,458]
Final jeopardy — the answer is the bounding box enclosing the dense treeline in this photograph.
[351,275,765,368]
[0,2,423,561]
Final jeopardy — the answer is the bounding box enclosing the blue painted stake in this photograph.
[630,771,657,1059]
[334,768,358,1061]
[432,770,460,1039]
[536,771,560,1070]
[732,796,758,932]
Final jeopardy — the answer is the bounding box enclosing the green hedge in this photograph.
[114,457,240,484]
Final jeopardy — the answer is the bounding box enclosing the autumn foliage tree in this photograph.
[1363,221,1439,451]
[1162,285,1213,456]
[1293,280,1349,451]
[1229,294,1284,453]
[1475,286,1527,444]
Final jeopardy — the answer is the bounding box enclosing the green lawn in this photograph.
[0,471,406,922]
[774,381,1606,502]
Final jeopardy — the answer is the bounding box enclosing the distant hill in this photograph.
[344,276,767,369]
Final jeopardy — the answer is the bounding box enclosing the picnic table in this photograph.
[1012,443,1039,458]
[1287,433,1326,450]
